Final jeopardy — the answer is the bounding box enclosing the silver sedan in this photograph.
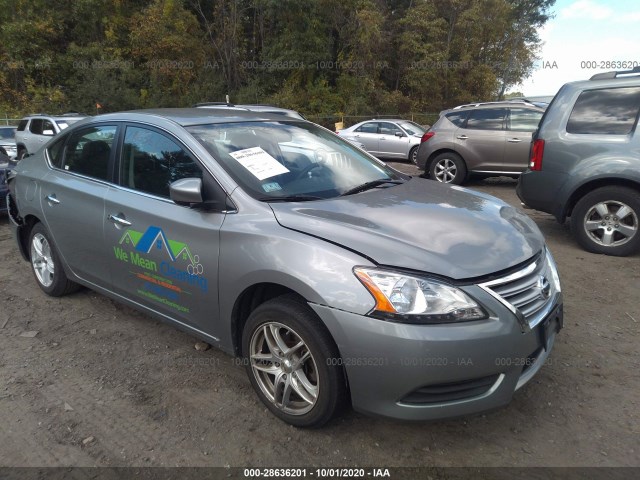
[338,119,426,164]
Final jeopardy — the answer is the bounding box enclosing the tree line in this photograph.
[0,0,554,120]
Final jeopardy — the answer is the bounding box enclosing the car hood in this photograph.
[269,178,544,280]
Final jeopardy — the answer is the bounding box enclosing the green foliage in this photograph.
[0,0,554,117]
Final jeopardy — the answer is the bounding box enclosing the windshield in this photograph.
[398,121,426,136]
[187,121,406,200]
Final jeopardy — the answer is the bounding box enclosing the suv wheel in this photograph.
[429,152,467,185]
[17,147,27,160]
[242,295,347,427]
[29,223,81,296]
[570,186,640,256]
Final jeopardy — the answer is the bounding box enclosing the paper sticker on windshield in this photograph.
[229,147,289,180]
[262,182,282,192]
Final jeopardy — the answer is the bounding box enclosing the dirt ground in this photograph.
[1,162,639,469]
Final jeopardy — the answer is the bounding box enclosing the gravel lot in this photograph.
[1,162,638,468]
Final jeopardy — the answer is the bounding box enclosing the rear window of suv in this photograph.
[566,86,640,135]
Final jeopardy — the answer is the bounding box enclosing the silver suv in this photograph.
[517,67,640,256]
[15,113,87,158]
[417,101,544,184]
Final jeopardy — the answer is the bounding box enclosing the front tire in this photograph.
[570,186,640,256]
[242,295,347,428]
[429,152,467,185]
[29,223,80,296]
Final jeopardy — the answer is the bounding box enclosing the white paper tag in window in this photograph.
[229,147,289,180]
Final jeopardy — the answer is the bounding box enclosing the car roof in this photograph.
[193,103,304,119]
[23,113,87,121]
[562,70,640,90]
[88,108,308,127]
[451,100,544,110]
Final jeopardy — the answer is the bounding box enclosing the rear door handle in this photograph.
[457,135,468,140]
[507,138,523,143]
[108,214,132,227]
[45,194,60,205]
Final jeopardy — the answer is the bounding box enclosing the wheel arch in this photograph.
[16,214,42,261]
[230,282,308,356]
[562,177,640,222]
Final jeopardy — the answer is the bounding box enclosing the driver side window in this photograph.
[120,126,203,198]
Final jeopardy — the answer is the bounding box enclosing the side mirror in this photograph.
[170,178,203,206]
[394,131,405,137]
[42,129,55,136]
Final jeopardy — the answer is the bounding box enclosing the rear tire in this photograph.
[429,152,467,185]
[28,223,80,296]
[17,147,27,160]
[409,146,419,165]
[570,186,640,256]
[242,295,347,428]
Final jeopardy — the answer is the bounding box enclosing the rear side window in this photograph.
[445,111,468,127]
[17,120,28,131]
[508,108,543,132]
[465,108,507,130]
[567,86,640,135]
[355,123,378,133]
[62,125,117,181]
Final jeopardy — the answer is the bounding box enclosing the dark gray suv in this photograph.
[517,68,640,256]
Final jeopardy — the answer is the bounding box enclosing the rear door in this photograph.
[456,108,507,172]
[504,108,543,172]
[104,124,226,337]
[348,122,380,153]
[39,124,119,286]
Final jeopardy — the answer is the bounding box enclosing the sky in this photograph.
[513,0,640,96]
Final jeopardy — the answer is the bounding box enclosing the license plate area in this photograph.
[538,304,563,351]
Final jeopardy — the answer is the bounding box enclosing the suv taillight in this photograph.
[421,131,435,143]
[529,139,545,171]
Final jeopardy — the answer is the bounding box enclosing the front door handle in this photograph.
[108,214,132,227]
[45,194,60,205]
[457,135,468,140]
[507,138,523,143]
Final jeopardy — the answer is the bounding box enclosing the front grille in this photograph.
[400,374,501,405]
[480,251,558,328]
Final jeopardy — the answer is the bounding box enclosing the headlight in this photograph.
[354,267,487,324]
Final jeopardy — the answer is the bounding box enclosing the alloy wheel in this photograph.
[31,233,55,287]
[249,322,319,416]
[583,200,638,247]
[434,158,457,183]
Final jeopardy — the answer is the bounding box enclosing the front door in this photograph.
[104,125,225,338]
[377,122,409,159]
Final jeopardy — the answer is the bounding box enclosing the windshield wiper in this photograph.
[340,179,405,197]
[259,194,325,202]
